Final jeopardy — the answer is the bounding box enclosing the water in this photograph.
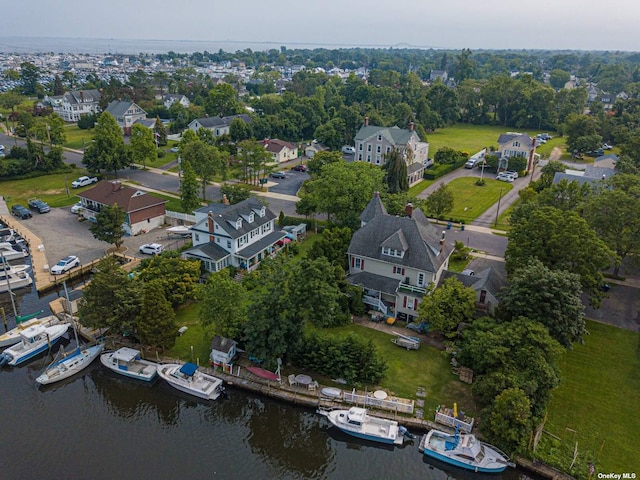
[0,36,419,55]
[0,279,531,479]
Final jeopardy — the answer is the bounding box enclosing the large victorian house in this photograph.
[104,100,147,135]
[354,119,430,186]
[181,197,287,273]
[47,89,102,122]
[347,193,454,322]
[497,132,538,172]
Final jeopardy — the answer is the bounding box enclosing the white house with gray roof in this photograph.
[354,120,430,186]
[347,192,454,322]
[181,197,287,273]
[188,114,252,137]
[46,89,101,122]
[496,132,539,172]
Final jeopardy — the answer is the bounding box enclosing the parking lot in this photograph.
[9,205,183,269]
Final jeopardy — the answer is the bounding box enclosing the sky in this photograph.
[3,0,640,52]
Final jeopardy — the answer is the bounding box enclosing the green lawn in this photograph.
[168,303,212,364]
[408,179,434,197]
[322,324,476,415]
[536,320,640,473]
[445,177,514,223]
[0,171,89,207]
[63,124,94,150]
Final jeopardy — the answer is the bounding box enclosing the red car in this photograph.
[291,164,307,172]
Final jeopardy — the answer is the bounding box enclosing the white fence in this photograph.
[165,210,196,225]
[342,389,414,415]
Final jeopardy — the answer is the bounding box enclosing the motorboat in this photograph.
[157,362,225,400]
[0,263,32,293]
[419,428,514,473]
[100,347,158,382]
[317,407,408,445]
[36,343,104,385]
[0,242,28,262]
[0,323,69,366]
[0,314,60,348]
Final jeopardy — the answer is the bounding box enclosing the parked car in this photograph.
[70,202,84,214]
[341,146,356,155]
[496,172,515,182]
[505,170,519,179]
[170,146,179,153]
[139,243,164,255]
[0,144,5,151]
[291,164,307,172]
[602,143,613,150]
[586,149,604,157]
[464,159,478,169]
[270,171,286,179]
[71,176,99,188]
[50,255,80,275]
[10,204,32,219]
[27,198,50,213]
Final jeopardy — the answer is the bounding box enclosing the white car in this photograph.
[341,146,356,155]
[71,176,98,188]
[50,255,80,275]
[70,202,84,214]
[139,243,164,255]
[505,170,519,179]
[496,172,515,182]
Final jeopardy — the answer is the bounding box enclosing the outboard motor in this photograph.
[399,426,415,440]
[0,352,12,366]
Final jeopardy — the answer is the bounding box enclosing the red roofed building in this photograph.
[77,180,167,236]
[258,138,299,163]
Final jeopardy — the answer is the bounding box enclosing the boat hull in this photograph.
[420,431,509,473]
[157,363,224,400]
[100,349,158,382]
[36,344,104,385]
[321,408,402,445]
[3,324,69,366]
[422,447,507,473]
[0,316,59,348]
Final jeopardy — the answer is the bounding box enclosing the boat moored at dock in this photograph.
[318,406,409,445]
[0,323,69,366]
[157,363,225,400]
[36,343,104,385]
[101,347,158,382]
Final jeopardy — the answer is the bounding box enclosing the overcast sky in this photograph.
[3,0,640,52]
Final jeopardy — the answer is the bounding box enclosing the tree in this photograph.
[199,271,248,339]
[82,112,129,176]
[229,117,251,142]
[89,204,126,250]
[416,277,476,338]
[533,160,565,192]
[181,139,225,201]
[506,206,615,306]
[220,183,252,205]
[20,62,40,95]
[153,117,167,147]
[78,256,141,334]
[206,83,241,116]
[383,149,409,194]
[306,150,342,176]
[424,183,454,219]
[179,159,201,213]
[236,139,271,186]
[136,280,176,350]
[583,175,640,276]
[137,253,201,309]
[129,123,156,169]
[501,259,585,347]
[307,227,352,270]
[484,388,533,453]
[302,161,385,229]
[563,113,601,153]
[549,69,571,89]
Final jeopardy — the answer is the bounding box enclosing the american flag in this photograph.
[589,463,595,475]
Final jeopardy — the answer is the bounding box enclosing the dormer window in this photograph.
[236,218,242,229]
[382,247,404,258]
[249,212,255,222]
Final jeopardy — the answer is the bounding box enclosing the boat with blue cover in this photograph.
[157,362,225,400]
[419,427,514,473]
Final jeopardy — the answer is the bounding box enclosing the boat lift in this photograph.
[390,332,420,350]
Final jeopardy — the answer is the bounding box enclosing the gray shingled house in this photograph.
[104,100,147,135]
[347,192,454,322]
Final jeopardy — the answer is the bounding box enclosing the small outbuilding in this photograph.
[209,335,237,366]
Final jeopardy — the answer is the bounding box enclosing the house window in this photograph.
[236,218,242,229]
[215,224,219,230]
[377,135,382,141]
[394,266,405,276]
[513,141,520,147]
[382,247,404,258]
[376,145,381,154]
[367,154,371,162]
[228,240,232,248]
[358,154,363,161]
[354,258,361,269]
[367,144,372,152]
[375,156,381,165]
[386,146,391,154]
[195,234,200,242]
[359,144,363,151]
[417,273,425,286]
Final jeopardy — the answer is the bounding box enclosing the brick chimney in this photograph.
[409,121,414,131]
[405,203,413,218]
[364,116,369,127]
[440,230,446,253]
[208,211,215,242]
[80,90,84,103]
[111,181,121,191]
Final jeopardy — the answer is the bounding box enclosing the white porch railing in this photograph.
[165,210,196,224]
[362,295,387,315]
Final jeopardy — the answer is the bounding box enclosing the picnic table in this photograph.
[295,374,312,385]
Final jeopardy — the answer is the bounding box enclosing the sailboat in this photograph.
[35,282,103,385]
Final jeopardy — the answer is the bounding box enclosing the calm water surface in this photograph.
[1,284,532,480]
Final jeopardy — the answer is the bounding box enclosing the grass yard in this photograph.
[168,303,213,364]
[322,324,476,416]
[63,124,94,150]
[445,177,514,224]
[0,171,88,207]
[536,320,640,474]
[408,179,435,197]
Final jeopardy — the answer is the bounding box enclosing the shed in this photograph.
[209,335,237,366]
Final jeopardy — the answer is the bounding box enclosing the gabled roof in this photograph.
[355,125,417,146]
[348,203,452,274]
[182,241,230,262]
[77,181,166,213]
[105,100,146,117]
[193,197,276,240]
[64,89,101,105]
[380,229,408,252]
[497,132,535,148]
[360,191,387,224]
[260,138,296,153]
[190,114,252,129]
[210,335,236,354]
